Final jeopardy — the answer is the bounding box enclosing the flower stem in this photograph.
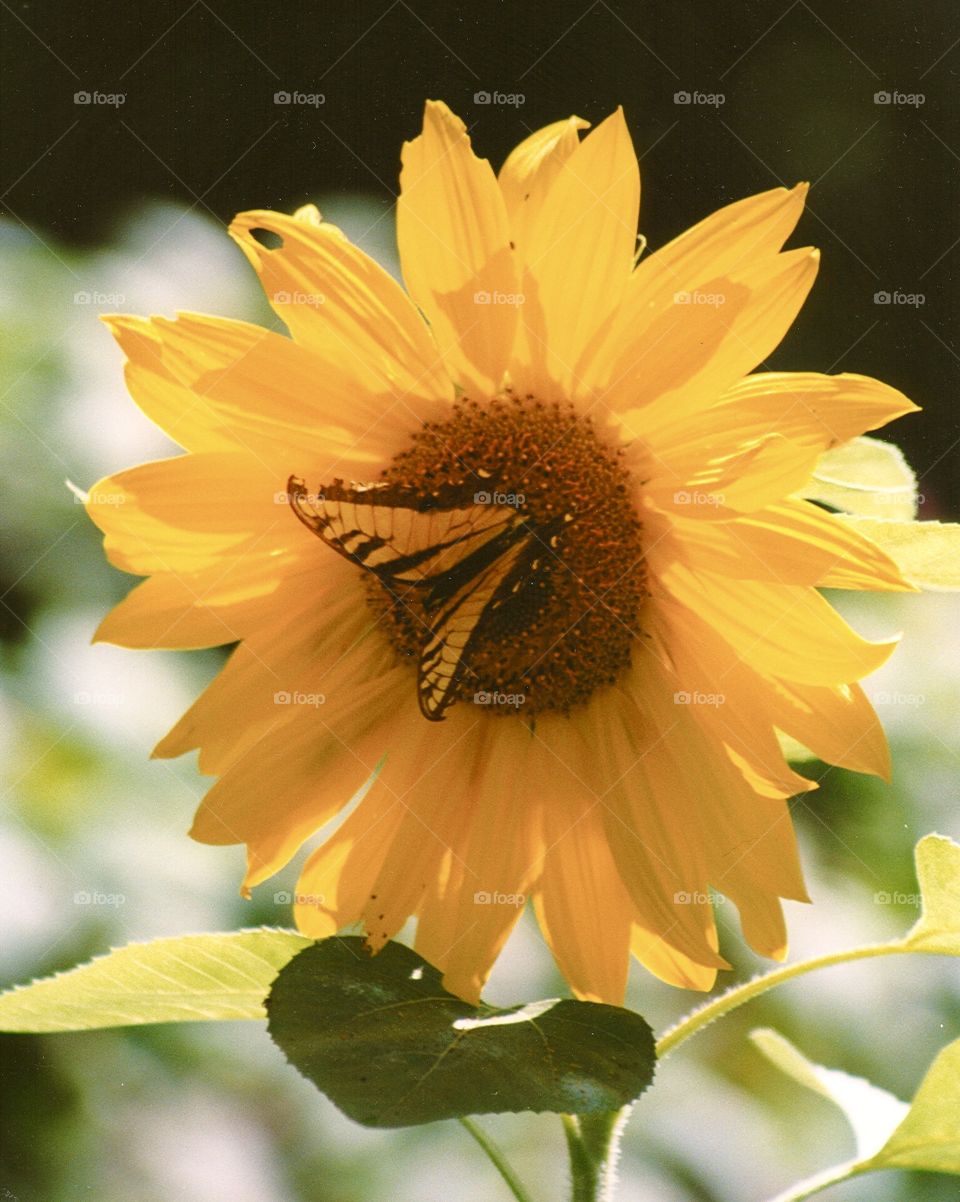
[562,1109,630,1201]
[656,941,916,1060]
[761,1158,866,1202]
[459,1117,537,1202]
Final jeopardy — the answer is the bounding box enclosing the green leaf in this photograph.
[802,436,917,519]
[266,938,656,1127]
[876,1038,960,1172]
[752,1027,960,1189]
[904,833,960,953]
[836,518,960,590]
[750,1028,908,1160]
[0,929,310,1032]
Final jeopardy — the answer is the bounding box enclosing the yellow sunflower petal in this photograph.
[609,247,820,421]
[230,208,453,412]
[104,313,406,470]
[623,651,810,903]
[397,100,517,397]
[712,372,918,450]
[580,183,808,393]
[293,784,408,939]
[86,452,291,576]
[192,665,408,889]
[157,571,387,773]
[497,115,590,256]
[768,680,891,780]
[630,925,721,991]
[434,719,544,1002]
[533,796,633,1004]
[514,108,639,393]
[663,498,914,590]
[575,689,730,970]
[645,432,822,516]
[94,561,295,650]
[659,564,898,686]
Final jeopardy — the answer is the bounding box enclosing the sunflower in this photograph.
[86,101,918,1005]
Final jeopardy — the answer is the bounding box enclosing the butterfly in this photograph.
[287,475,562,721]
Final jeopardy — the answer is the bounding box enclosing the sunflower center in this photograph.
[368,393,646,719]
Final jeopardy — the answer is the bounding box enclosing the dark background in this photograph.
[2,0,958,514]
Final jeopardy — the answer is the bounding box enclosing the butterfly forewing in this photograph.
[287,476,536,720]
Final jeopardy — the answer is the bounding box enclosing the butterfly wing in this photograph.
[288,477,521,589]
[417,530,534,719]
[287,476,535,720]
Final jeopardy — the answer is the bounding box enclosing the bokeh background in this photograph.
[1,2,958,1200]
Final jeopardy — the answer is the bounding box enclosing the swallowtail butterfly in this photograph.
[287,476,559,721]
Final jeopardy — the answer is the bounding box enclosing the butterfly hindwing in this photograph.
[288,476,536,720]
[417,530,534,719]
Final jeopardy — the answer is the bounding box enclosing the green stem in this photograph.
[459,1116,537,1202]
[562,1109,630,1201]
[762,1158,866,1202]
[656,940,916,1060]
